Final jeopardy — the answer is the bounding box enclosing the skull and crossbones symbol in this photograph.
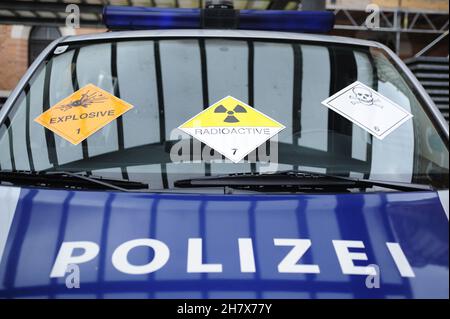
[349,86,383,109]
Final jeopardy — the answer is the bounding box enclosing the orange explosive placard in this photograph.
[34,84,134,145]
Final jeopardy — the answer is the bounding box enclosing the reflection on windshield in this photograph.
[0,39,448,190]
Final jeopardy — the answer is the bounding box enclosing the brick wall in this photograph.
[329,0,449,10]
[0,25,28,92]
[0,25,105,93]
[373,0,449,10]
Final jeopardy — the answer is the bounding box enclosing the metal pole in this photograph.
[415,30,449,57]
[394,10,401,55]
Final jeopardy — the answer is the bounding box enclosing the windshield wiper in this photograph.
[174,170,434,192]
[0,170,148,192]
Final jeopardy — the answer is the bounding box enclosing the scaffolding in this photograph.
[331,5,449,55]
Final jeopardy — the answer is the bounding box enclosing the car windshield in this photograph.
[0,37,448,190]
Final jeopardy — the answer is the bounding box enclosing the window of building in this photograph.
[28,26,61,66]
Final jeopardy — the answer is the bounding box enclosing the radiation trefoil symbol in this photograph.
[214,104,247,123]
[178,96,285,163]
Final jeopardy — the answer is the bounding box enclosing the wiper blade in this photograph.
[174,170,434,192]
[46,171,149,192]
[0,170,148,192]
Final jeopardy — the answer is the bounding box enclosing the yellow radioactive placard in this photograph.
[34,84,133,145]
[180,96,284,128]
[178,96,285,163]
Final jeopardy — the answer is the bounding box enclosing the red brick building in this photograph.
[0,25,104,96]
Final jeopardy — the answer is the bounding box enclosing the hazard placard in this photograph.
[34,84,134,145]
[321,81,413,140]
[178,96,285,163]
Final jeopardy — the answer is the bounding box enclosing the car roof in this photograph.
[61,29,382,48]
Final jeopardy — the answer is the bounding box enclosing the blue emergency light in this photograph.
[102,5,335,34]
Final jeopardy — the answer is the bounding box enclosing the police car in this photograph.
[0,1,448,299]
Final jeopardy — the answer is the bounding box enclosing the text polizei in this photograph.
[49,238,415,278]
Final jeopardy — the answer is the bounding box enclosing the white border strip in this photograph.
[0,186,21,264]
[438,190,449,220]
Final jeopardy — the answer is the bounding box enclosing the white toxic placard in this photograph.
[178,96,285,163]
[321,81,413,140]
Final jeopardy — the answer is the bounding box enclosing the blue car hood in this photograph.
[0,186,448,299]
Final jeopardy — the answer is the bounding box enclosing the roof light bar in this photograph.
[239,10,335,34]
[103,6,335,34]
[103,7,201,30]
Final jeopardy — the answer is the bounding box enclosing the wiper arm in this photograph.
[174,170,433,192]
[45,171,149,192]
[0,170,148,192]
[335,175,434,192]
